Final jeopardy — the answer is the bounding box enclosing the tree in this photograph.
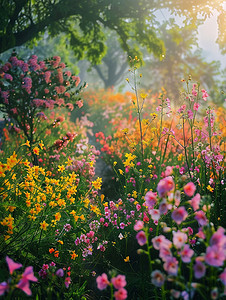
[0,0,225,64]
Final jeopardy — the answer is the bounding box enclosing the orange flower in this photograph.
[49,248,55,254]
[54,250,59,257]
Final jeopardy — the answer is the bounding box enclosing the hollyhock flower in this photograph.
[65,277,71,288]
[163,257,178,276]
[173,231,188,249]
[144,191,157,209]
[0,282,9,296]
[96,273,110,290]
[151,270,165,287]
[210,227,226,248]
[134,220,144,231]
[157,176,175,197]
[17,266,38,296]
[171,206,188,224]
[165,166,173,176]
[194,260,206,279]
[188,193,200,211]
[205,245,225,267]
[136,231,147,246]
[184,182,196,197]
[159,200,168,215]
[171,289,181,298]
[152,235,172,250]
[149,209,160,222]
[111,275,127,289]
[195,211,208,226]
[114,288,127,300]
[196,228,206,239]
[219,268,226,286]
[179,244,194,263]
[6,256,22,274]
[159,246,172,262]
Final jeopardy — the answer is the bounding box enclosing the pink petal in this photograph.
[22,266,38,282]
[17,279,32,296]
[6,256,22,274]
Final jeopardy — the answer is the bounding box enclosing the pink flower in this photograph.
[188,193,200,211]
[165,166,173,176]
[157,176,175,197]
[96,273,110,290]
[149,209,160,222]
[152,235,172,250]
[205,245,225,267]
[195,211,208,226]
[6,256,22,274]
[151,270,165,287]
[134,220,144,231]
[144,191,157,209]
[193,102,200,111]
[173,231,188,249]
[111,275,127,289]
[171,206,188,224]
[187,109,193,119]
[219,268,226,286]
[17,266,38,296]
[0,282,9,296]
[114,288,127,300]
[65,277,71,288]
[210,227,226,248]
[163,257,178,276]
[136,231,147,246]
[179,245,194,263]
[183,182,196,197]
[159,246,172,262]
[194,260,206,279]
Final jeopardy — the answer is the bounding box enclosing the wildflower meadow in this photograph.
[0,52,225,300]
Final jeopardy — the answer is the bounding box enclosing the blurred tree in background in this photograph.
[1,0,226,62]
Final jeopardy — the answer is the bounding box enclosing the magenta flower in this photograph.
[179,245,194,263]
[0,282,9,296]
[114,288,127,300]
[157,176,175,197]
[171,206,188,225]
[111,275,127,289]
[56,269,64,277]
[96,273,110,290]
[6,256,22,275]
[205,245,225,267]
[17,266,38,296]
[144,191,157,208]
[163,257,178,276]
[195,211,208,226]
[183,182,196,197]
[173,231,188,249]
[151,270,165,287]
[194,260,206,279]
[136,231,147,246]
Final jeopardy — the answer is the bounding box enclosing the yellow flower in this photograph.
[40,220,49,230]
[140,93,147,99]
[92,177,102,190]
[58,165,65,172]
[33,147,39,155]
[119,169,124,175]
[113,161,117,166]
[122,128,129,134]
[66,158,73,166]
[23,140,30,147]
[39,140,44,150]
[58,240,63,245]
[124,256,130,262]
[55,212,61,221]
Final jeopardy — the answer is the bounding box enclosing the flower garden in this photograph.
[0,54,225,299]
